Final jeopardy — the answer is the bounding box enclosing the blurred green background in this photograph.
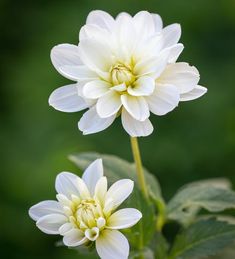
[1,0,235,258]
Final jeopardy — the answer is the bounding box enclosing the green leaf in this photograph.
[169,218,235,259]
[207,244,235,259]
[167,179,235,225]
[124,187,156,248]
[153,233,169,259]
[69,152,162,200]
[69,152,158,247]
[130,247,155,259]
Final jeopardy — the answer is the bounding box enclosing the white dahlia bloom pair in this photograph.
[29,159,142,259]
[49,10,207,136]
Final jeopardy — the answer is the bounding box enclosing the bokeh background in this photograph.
[1,0,235,258]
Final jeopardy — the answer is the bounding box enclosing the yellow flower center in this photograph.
[68,197,106,241]
[110,63,135,86]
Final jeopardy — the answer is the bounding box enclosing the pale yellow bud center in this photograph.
[66,197,106,241]
[111,63,135,86]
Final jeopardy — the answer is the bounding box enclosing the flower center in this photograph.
[110,63,135,86]
[68,197,106,241]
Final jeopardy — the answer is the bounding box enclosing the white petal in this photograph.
[167,43,184,63]
[111,83,126,92]
[147,83,180,115]
[82,159,103,196]
[134,34,164,60]
[133,11,155,38]
[29,200,63,221]
[49,84,88,112]
[151,13,163,33]
[127,76,155,96]
[134,51,169,78]
[57,65,98,82]
[121,108,153,137]
[180,85,207,101]
[51,44,83,80]
[85,227,99,241]
[36,214,67,234]
[97,91,122,118]
[77,177,91,199]
[78,107,116,135]
[95,177,108,206]
[162,23,181,48]
[79,39,113,73]
[114,14,136,55]
[56,193,72,207]
[105,179,134,210]
[107,208,142,229]
[96,230,129,259]
[55,172,80,198]
[97,217,106,229]
[83,80,110,99]
[63,229,87,247]
[59,222,73,235]
[121,95,149,121]
[86,10,115,31]
[79,24,109,42]
[159,63,200,94]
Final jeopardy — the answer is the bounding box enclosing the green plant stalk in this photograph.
[155,198,166,232]
[130,137,149,199]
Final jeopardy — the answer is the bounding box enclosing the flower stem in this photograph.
[130,137,149,199]
[155,198,166,232]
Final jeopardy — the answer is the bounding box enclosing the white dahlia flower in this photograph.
[29,159,141,259]
[49,10,207,137]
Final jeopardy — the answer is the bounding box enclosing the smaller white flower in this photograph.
[29,159,142,259]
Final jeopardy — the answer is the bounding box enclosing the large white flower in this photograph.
[29,159,141,259]
[49,10,207,137]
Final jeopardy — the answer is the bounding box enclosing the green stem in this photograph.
[155,198,166,232]
[130,137,149,199]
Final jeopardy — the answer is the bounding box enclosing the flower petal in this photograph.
[127,76,155,96]
[82,159,103,196]
[29,200,63,221]
[51,44,84,80]
[63,229,87,247]
[134,51,169,78]
[79,39,113,73]
[78,107,116,135]
[79,24,109,42]
[133,11,155,38]
[114,14,136,56]
[105,179,134,211]
[83,80,110,99]
[86,10,115,31]
[147,83,180,115]
[55,172,80,198]
[107,208,142,229]
[121,95,149,121]
[167,43,184,63]
[85,227,99,241]
[59,222,74,236]
[36,213,67,234]
[162,23,181,48]
[95,177,108,206]
[159,62,200,94]
[180,85,207,101]
[151,13,163,33]
[97,91,122,118]
[121,108,153,137]
[49,84,88,112]
[96,230,129,259]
